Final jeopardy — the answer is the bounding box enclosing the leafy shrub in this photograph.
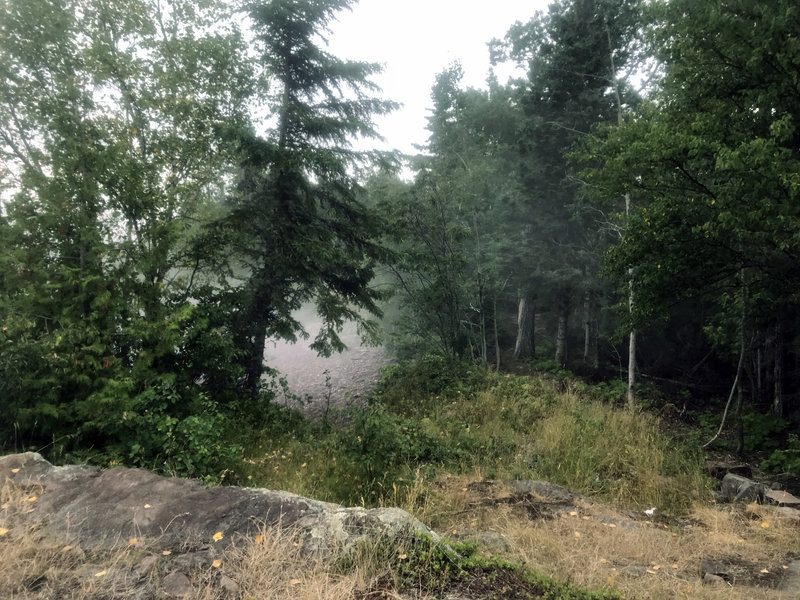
[371,354,491,418]
[742,412,789,452]
[762,434,800,474]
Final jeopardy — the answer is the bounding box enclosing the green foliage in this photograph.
[219,0,397,394]
[371,354,491,418]
[762,434,800,475]
[741,412,790,453]
[338,532,620,600]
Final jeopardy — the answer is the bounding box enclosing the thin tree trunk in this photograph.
[606,20,636,409]
[774,320,784,417]
[493,294,501,371]
[514,291,535,360]
[627,279,636,410]
[583,289,599,370]
[555,294,569,368]
[756,346,763,404]
[478,281,487,367]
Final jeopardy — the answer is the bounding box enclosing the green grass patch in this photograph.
[240,356,710,513]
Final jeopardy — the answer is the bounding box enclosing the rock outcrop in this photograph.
[0,452,437,557]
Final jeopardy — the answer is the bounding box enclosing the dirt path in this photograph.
[263,305,391,420]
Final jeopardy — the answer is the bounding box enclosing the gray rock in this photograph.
[764,488,800,506]
[170,550,215,571]
[779,560,800,592]
[162,571,194,598]
[218,574,240,597]
[700,558,729,577]
[719,473,765,503]
[0,452,441,559]
[476,531,510,552]
[135,555,160,577]
[503,480,592,505]
[619,565,648,577]
[703,573,726,586]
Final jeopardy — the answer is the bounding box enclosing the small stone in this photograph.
[703,573,726,586]
[619,565,648,578]
[219,574,240,597]
[476,531,510,552]
[135,555,159,576]
[162,571,194,598]
[170,550,214,570]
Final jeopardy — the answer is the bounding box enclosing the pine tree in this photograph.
[221,0,397,394]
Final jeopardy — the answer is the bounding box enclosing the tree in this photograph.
[377,64,523,364]
[219,0,397,395]
[582,0,800,425]
[492,0,643,369]
[0,0,253,470]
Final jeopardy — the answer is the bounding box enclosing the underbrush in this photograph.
[241,356,709,514]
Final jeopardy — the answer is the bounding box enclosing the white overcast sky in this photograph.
[326,0,550,156]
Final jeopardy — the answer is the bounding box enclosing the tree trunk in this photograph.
[514,291,535,360]
[555,295,569,368]
[493,294,501,371]
[583,289,599,370]
[606,21,636,408]
[773,320,784,418]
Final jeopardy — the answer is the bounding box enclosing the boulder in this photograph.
[0,452,439,558]
[719,473,766,503]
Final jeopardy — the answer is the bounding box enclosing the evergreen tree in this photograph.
[220,0,397,395]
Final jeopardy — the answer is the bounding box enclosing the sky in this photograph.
[326,0,551,156]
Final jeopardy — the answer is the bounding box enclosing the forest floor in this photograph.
[4,342,800,599]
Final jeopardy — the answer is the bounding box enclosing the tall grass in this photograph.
[241,360,709,514]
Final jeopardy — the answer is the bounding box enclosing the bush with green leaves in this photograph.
[762,434,800,475]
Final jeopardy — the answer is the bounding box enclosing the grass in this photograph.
[3,357,796,598]
[239,363,709,515]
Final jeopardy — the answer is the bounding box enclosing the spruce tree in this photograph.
[223,0,397,394]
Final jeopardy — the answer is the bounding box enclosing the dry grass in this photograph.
[0,479,429,600]
[424,475,800,600]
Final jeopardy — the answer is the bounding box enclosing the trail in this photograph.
[263,305,390,420]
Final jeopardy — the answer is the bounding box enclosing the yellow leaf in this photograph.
[162,550,171,556]
[144,504,152,509]
[569,511,578,516]
[128,538,138,546]
[10,468,19,473]
[761,522,770,528]
[646,569,656,575]
[301,463,307,468]
[254,534,264,544]
[398,553,407,560]
[94,570,107,577]
[211,559,222,568]
[212,531,223,542]
[0,527,8,536]
[574,531,581,538]
[26,496,37,502]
